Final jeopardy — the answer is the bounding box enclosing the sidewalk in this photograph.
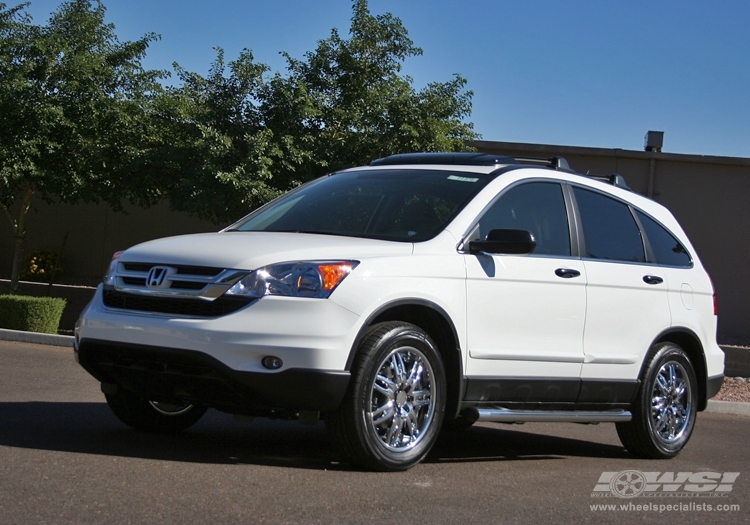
[1,326,747,418]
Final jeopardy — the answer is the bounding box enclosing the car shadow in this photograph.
[0,401,629,471]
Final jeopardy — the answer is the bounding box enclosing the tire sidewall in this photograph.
[353,324,446,471]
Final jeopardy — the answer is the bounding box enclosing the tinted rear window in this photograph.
[636,210,692,267]
[573,187,645,263]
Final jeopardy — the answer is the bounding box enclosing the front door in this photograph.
[464,181,586,403]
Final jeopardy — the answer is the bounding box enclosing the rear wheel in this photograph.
[105,388,207,433]
[616,343,697,458]
[326,322,446,471]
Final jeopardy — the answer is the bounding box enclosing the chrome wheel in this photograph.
[616,342,697,459]
[368,347,435,451]
[326,322,446,471]
[149,401,195,416]
[650,361,692,444]
[105,388,207,433]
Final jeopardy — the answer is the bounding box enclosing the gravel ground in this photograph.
[714,376,750,402]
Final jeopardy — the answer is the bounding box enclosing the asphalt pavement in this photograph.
[0,340,748,524]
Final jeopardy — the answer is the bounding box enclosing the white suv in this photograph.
[75,152,724,471]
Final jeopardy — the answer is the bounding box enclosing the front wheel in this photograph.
[616,343,697,458]
[105,388,207,433]
[326,322,446,471]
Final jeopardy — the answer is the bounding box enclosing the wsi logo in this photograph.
[146,266,176,289]
[592,471,740,498]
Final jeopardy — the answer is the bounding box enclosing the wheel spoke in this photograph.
[406,409,420,439]
[655,374,670,395]
[655,414,669,434]
[668,364,677,389]
[386,416,403,446]
[391,353,407,383]
[406,361,423,389]
[411,389,431,407]
[374,375,397,399]
[371,402,395,426]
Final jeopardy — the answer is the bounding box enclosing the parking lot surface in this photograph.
[0,340,747,524]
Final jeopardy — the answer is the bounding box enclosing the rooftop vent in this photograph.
[644,131,664,152]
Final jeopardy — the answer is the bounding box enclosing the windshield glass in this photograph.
[229,169,493,242]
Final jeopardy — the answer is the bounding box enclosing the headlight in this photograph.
[225,261,358,298]
[102,251,124,286]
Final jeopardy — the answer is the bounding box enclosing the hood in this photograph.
[120,231,414,270]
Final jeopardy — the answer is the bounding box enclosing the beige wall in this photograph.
[2,141,748,343]
[470,140,750,344]
[0,199,222,285]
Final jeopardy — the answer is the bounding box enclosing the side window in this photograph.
[477,182,570,256]
[636,210,692,267]
[573,187,645,263]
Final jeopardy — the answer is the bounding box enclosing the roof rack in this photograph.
[512,156,573,172]
[585,173,631,190]
[369,152,631,190]
[370,152,575,171]
[370,152,516,167]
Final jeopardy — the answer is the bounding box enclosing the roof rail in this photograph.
[370,152,516,167]
[370,152,575,171]
[587,173,631,190]
[369,152,631,189]
[512,156,573,172]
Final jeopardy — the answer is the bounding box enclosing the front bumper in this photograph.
[75,285,363,412]
[77,285,363,373]
[76,338,351,412]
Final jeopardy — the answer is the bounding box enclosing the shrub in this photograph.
[21,249,65,283]
[0,295,67,334]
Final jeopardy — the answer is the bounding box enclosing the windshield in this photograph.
[228,169,493,242]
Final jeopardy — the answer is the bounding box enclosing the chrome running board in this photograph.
[466,407,632,423]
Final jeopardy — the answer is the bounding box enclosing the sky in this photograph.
[16,0,750,158]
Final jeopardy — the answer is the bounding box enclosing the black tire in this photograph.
[616,342,698,459]
[105,388,207,433]
[442,415,475,432]
[326,322,446,471]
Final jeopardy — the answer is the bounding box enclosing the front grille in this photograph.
[122,262,223,277]
[169,281,207,290]
[113,261,246,299]
[103,288,253,317]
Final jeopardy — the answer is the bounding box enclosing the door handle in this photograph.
[555,268,581,279]
[643,275,664,285]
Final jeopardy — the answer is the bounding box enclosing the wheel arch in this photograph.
[346,299,465,420]
[650,327,709,411]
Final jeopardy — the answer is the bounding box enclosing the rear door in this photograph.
[572,186,672,401]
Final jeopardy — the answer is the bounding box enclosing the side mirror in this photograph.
[468,229,536,255]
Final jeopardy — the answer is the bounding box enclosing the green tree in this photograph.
[0,0,163,291]
[261,0,479,183]
[156,0,479,224]
[140,49,281,224]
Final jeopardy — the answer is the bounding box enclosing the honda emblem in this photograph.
[146,266,174,289]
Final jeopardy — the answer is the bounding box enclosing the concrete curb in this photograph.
[0,328,74,348]
[705,400,750,418]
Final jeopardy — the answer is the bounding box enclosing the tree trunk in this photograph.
[7,184,36,293]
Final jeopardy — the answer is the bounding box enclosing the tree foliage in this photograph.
[0,0,163,289]
[156,0,479,223]
[1,0,480,286]
[265,0,478,179]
